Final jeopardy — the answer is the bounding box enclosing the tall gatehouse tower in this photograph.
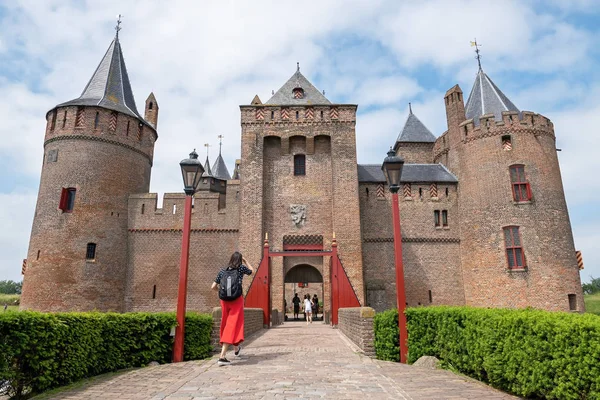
[21,30,158,311]
[239,66,365,312]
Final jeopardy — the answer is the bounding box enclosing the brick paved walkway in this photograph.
[37,322,518,399]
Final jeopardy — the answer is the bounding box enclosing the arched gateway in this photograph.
[245,234,361,327]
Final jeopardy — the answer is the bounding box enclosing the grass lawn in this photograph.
[6,305,19,312]
[585,293,600,315]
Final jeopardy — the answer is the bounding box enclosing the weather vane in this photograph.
[217,135,224,154]
[470,38,482,71]
[115,14,123,38]
[204,143,211,158]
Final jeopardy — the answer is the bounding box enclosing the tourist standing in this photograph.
[303,294,313,324]
[312,294,319,320]
[292,293,301,320]
[211,252,254,366]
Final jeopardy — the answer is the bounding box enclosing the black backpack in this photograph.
[219,268,242,301]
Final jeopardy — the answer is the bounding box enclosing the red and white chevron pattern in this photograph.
[502,139,512,151]
[109,112,118,132]
[75,107,85,127]
[403,183,411,198]
[377,184,385,198]
[330,107,339,119]
[255,108,264,120]
[281,108,289,120]
[430,183,438,198]
[305,107,314,119]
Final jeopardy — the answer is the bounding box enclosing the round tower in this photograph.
[21,32,158,311]
[447,68,583,311]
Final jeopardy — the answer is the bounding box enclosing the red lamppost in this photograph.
[382,148,408,364]
[173,149,204,363]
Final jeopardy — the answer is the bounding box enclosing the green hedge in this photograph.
[374,306,600,399]
[373,309,400,362]
[0,312,212,398]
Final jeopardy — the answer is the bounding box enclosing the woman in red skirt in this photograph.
[211,252,253,366]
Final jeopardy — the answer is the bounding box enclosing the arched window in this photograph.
[509,165,532,202]
[86,243,97,260]
[503,226,526,269]
[294,154,305,176]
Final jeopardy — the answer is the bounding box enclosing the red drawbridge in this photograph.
[245,234,361,327]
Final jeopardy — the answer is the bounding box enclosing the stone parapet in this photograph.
[338,307,376,357]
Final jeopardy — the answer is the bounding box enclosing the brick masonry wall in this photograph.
[359,181,464,312]
[453,111,584,311]
[395,142,434,164]
[22,106,156,312]
[338,307,375,357]
[211,307,264,351]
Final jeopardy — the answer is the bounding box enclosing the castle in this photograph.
[21,31,584,315]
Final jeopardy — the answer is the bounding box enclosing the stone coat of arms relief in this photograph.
[290,204,307,228]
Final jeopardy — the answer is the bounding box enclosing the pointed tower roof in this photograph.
[212,154,231,180]
[251,95,262,105]
[54,34,150,127]
[394,104,436,148]
[464,69,519,124]
[202,157,213,177]
[265,64,330,105]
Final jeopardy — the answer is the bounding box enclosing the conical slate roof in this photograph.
[266,67,330,105]
[211,153,231,180]
[465,69,519,124]
[54,35,150,127]
[202,157,213,177]
[395,106,436,146]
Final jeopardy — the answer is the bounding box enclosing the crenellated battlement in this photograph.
[128,181,240,231]
[458,111,555,144]
[44,105,157,162]
[240,105,357,125]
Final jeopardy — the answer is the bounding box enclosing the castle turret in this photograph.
[145,92,159,128]
[452,67,583,311]
[21,30,158,312]
[393,104,436,164]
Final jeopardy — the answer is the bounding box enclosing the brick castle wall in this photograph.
[125,188,240,312]
[359,182,464,312]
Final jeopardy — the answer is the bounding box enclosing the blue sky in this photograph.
[0,0,598,283]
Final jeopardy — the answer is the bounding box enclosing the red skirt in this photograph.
[220,296,245,346]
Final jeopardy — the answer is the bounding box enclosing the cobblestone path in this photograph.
[38,322,518,399]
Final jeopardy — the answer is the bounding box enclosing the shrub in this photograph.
[0,311,212,398]
[373,309,399,361]
[400,306,600,399]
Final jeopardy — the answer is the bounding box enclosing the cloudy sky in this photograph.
[0,0,598,283]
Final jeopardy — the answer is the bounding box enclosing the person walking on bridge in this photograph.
[212,252,254,366]
[303,294,313,325]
